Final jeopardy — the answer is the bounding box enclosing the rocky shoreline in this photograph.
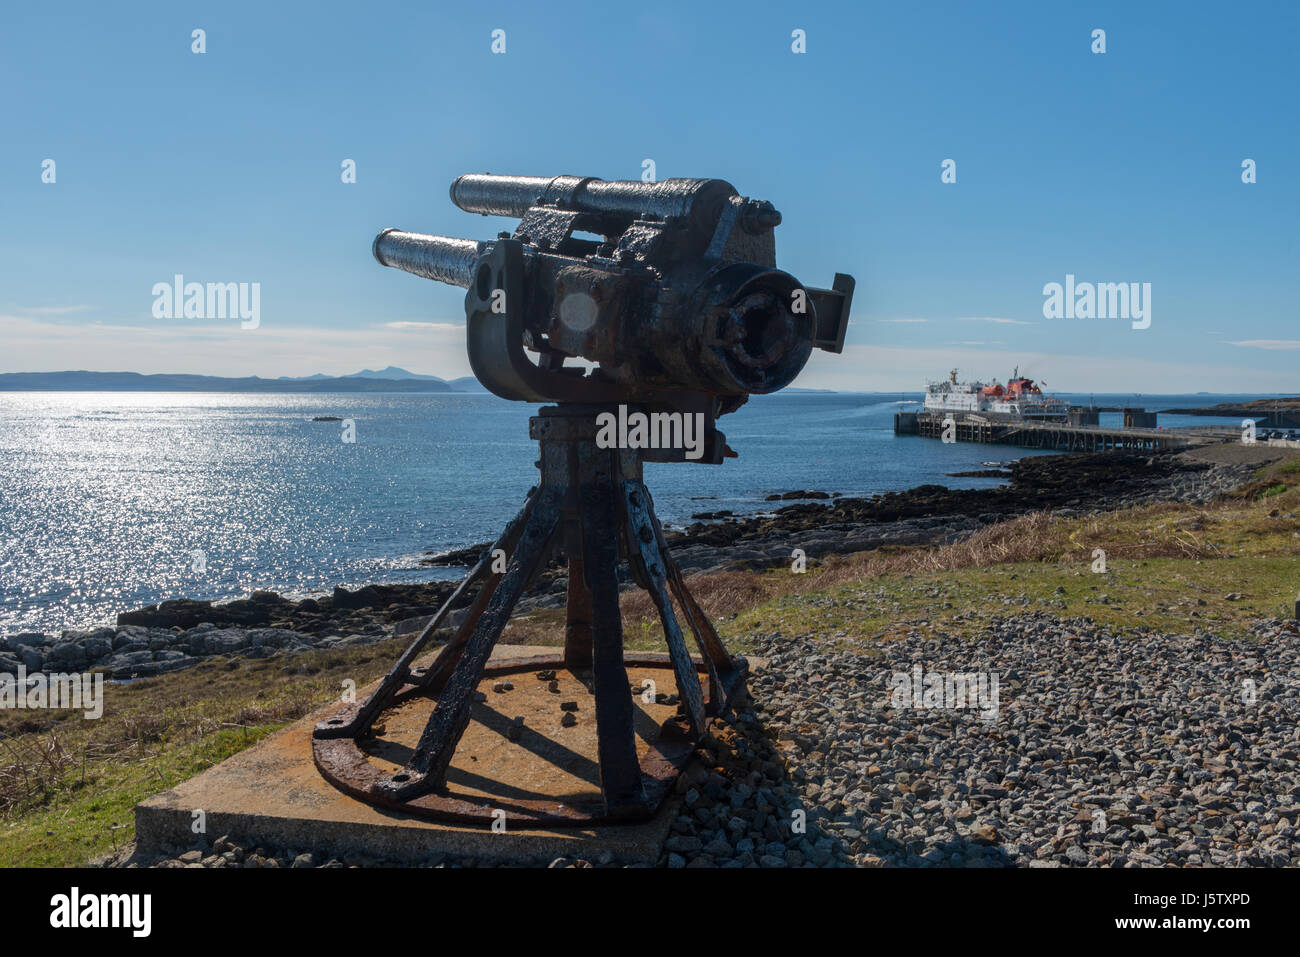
[1,449,1258,681]
[429,450,1255,578]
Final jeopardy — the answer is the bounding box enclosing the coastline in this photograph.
[0,447,1263,682]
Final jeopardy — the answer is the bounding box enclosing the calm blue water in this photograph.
[0,391,1272,633]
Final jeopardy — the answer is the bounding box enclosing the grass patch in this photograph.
[0,640,406,866]
[622,455,1300,650]
[717,554,1299,651]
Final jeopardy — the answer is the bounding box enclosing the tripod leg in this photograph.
[374,492,562,800]
[314,493,535,740]
[622,484,707,736]
[662,570,723,712]
[648,500,740,714]
[415,499,535,693]
[579,473,648,815]
[563,551,595,675]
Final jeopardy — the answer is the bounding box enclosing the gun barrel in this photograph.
[372,228,486,288]
[450,173,739,225]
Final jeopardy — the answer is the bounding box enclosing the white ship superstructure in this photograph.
[923,368,1067,421]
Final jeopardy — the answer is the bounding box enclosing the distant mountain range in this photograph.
[0,367,490,393]
[277,365,448,383]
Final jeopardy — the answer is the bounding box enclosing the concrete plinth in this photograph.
[135,645,699,865]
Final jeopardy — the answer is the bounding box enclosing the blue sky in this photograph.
[2,0,1296,391]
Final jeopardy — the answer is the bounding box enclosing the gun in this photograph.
[313,176,856,817]
[373,174,854,426]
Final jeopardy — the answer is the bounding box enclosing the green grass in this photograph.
[0,726,279,867]
[0,642,406,866]
[717,555,1299,649]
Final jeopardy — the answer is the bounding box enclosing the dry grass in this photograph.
[620,500,1240,635]
[620,569,770,623]
[813,502,1228,583]
[0,734,79,813]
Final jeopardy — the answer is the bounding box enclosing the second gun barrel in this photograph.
[450,173,738,225]
[372,229,485,288]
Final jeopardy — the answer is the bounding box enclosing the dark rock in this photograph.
[5,632,49,649]
[46,641,87,668]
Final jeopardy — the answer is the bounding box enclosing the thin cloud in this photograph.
[957,316,1033,325]
[0,313,473,379]
[1226,340,1300,350]
[18,304,94,315]
[382,320,464,331]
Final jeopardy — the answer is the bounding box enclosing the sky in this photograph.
[1,0,1296,393]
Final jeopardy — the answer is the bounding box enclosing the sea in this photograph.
[0,391,1271,634]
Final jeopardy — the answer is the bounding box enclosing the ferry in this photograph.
[923,368,1068,422]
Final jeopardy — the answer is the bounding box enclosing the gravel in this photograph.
[728,614,1300,867]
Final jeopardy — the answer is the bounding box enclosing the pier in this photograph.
[894,411,1238,452]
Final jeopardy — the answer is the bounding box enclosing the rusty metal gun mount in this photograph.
[312,174,854,825]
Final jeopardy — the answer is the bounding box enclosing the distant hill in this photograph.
[0,370,476,393]
[342,366,447,381]
[448,376,490,393]
[273,365,448,384]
